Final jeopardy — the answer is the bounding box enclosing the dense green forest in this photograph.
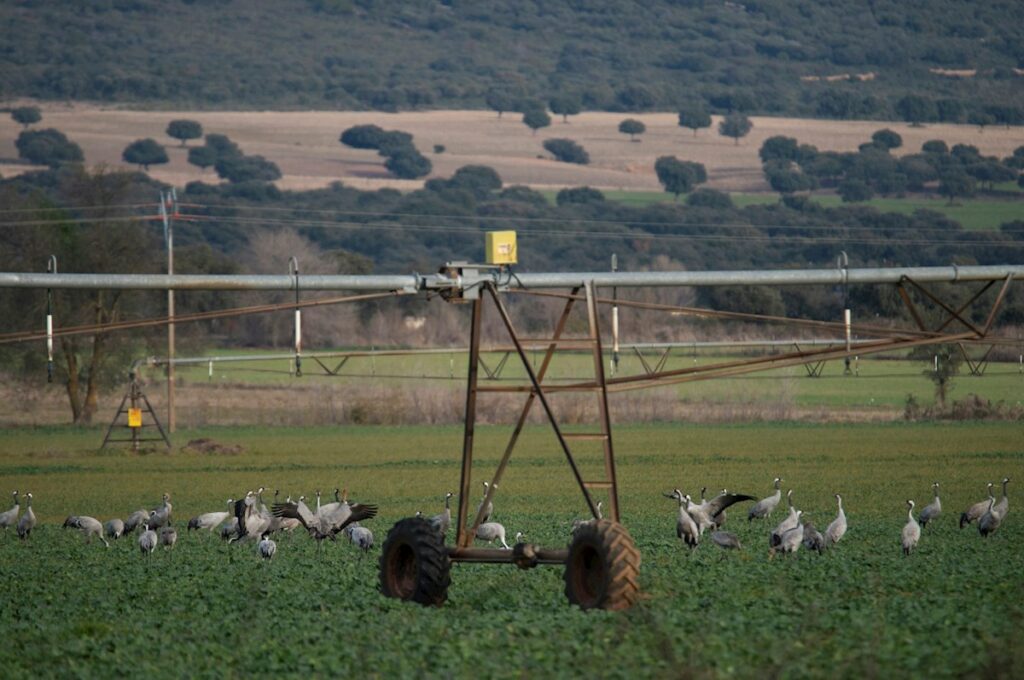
[2,0,1023,120]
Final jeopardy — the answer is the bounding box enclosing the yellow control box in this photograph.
[485,230,517,265]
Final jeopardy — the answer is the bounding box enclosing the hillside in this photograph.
[1,0,1023,120]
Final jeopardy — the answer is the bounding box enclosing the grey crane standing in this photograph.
[664,489,699,549]
[160,525,178,551]
[271,494,378,553]
[960,483,994,528]
[802,521,825,554]
[123,509,149,534]
[770,510,804,558]
[919,483,942,529]
[17,492,35,540]
[995,477,1009,519]
[825,494,847,547]
[748,478,782,521]
[105,519,125,540]
[346,523,375,556]
[258,531,277,560]
[138,522,157,556]
[63,516,110,547]
[0,491,19,535]
[979,498,1003,537]
[429,491,454,537]
[475,521,510,549]
[148,493,173,530]
[770,490,798,548]
[188,499,234,531]
[902,500,921,555]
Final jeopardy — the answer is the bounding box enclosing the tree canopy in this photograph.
[719,114,753,145]
[654,156,707,198]
[523,108,552,135]
[16,128,84,167]
[618,119,646,141]
[11,106,41,129]
[543,138,589,164]
[122,138,169,171]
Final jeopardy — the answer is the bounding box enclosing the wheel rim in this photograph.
[387,543,417,599]
[570,543,606,607]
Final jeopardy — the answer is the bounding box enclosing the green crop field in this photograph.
[578,191,1024,232]
[0,422,1020,678]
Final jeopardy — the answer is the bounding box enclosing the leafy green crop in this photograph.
[0,423,1020,678]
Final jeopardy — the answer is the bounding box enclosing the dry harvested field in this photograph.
[1,104,1022,192]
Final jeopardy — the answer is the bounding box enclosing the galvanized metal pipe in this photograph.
[2,265,1022,291]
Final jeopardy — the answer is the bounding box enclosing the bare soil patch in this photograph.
[1,104,1021,193]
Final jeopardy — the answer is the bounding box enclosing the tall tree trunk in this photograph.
[81,332,107,424]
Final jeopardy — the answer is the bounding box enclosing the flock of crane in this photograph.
[0,476,1010,559]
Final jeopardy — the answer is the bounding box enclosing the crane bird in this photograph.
[0,491,19,535]
[63,516,111,547]
[571,501,603,535]
[901,500,921,555]
[979,498,1003,538]
[960,483,995,528]
[825,494,847,547]
[475,521,510,549]
[345,523,375,555]
[271,494,378,552]
[769,490,798,548]
[159,525,178,551]
[258,532,277,560]
[664,489,699,549]
[919,482,942,529]
[17,492,35,540]
[138,522,157,556]
[802,521,825,554]
[148,493,173,530]
[232,490,275,541]
[188,499,234,531]
[429,492,454,537]
[710,531,742,550]
[748,477,783,521]
[695,488,755,533]
[105,519,125,540]
[770,511,804,558]
[123,509,149,534]
[995,477,1009,519]
[477,481,495,523]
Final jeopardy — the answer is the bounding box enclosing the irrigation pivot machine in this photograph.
[3,252,1022,611]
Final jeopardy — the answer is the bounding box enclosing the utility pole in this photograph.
[159,189,177,432]
[611,254,619,376]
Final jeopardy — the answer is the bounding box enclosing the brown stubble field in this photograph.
[1,104,1022,192]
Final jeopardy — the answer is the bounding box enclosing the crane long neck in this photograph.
[908,506,915,522]
[1002,480,1009,498]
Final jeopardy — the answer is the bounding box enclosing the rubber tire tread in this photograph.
[379,517,451,607]
[564,519,641,611]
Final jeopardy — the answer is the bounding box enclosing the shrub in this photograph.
[384,148,432,179]
[214,155,282,183]
[543,138,589,164]
[15,128,84,167]
[556,186,605,205]
[340,124,388,149]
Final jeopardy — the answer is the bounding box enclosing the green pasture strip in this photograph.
[0,422,1020,677]
[162,349,1024,409]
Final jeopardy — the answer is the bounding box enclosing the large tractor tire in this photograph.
[564,519,640,611]
[379,517,451,606]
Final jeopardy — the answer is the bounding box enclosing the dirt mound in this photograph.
[181,438,244,455]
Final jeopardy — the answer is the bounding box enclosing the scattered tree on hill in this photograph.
[937,169,975,205]
[204,133,243,159]
[618,118,645,142]
[759,136,799,163]
[686,189,733,209]
[909,344,962,409]
[549,93,582,123]
[871,129,902,151]
[384,147,432,179]
[922,140,949,154]
[556,186,605,206]
[718,113,752,145]
[654,156,707,199]
[215,154,281,183]
[616,85,656,112]
[340,124,388,149]
[166,119,203,147]
[431,165,503,199]
[11,106,41,129]
[543,138,589,164]
[523,107,551,135]
[16,128,84,167]
[485,88,519,119]
[838,179,874,203]
[967,111,996,132]
[187,145,218,172]
[678,106,711,137]
[376,130,415,156]
[122,138,169,171]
